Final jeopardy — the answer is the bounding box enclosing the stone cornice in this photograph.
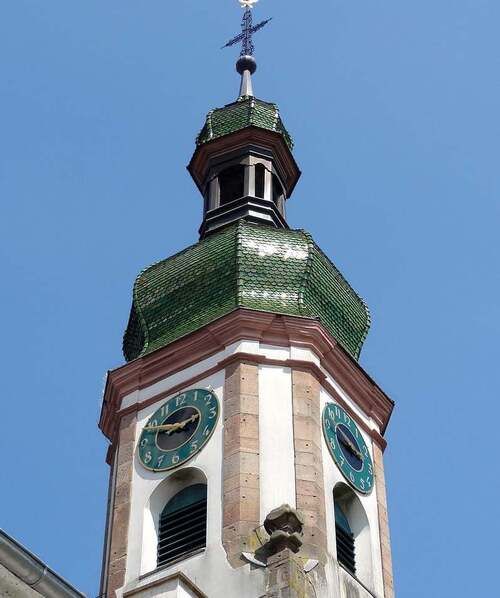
[123,570,208,598]
[100,309,394,456]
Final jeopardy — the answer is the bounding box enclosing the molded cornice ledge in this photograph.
[100,309,394,455]
[188,126,301,197]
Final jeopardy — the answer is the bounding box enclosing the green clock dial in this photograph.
[322,402,374,494]
[138,388,220,472]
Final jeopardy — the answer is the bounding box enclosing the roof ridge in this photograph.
[235,220,245,306]
[298,230,315,317]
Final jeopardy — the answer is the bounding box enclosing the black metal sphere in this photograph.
[236,55,257,75]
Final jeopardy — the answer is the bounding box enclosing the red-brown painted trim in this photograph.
[100,309,394,449]
[219,353,386,449]
[104,360,387,466]
[188,126,301,197]
[104,362,225,463]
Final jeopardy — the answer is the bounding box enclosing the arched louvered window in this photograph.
[335,503,356,575]
[157,483,207,567]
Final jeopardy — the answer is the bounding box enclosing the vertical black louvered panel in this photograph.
[336,523,356,575]
[157,498,207,567]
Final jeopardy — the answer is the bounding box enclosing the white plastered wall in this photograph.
[258,362,296,517]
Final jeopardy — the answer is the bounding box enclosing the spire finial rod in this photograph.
[222,0,272,98]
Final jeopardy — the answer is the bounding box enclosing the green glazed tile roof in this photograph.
[123,221,370,362]
[196,97,294,150]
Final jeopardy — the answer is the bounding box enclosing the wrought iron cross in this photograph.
[222,1,272,57]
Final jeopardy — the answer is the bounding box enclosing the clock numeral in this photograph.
[149,419,158,429]
[328,437,336,450]
[190,441,199,454]
[193,390,198,401]
[339,456,345,467]
[144,451,153,465]
[176,394,186,407]
[343,412,351,426]
[203,425,210,437]
[334,406,342,419]
[328,408,335,421]
[140,438,148,448]
[172,454,180,465]
[349,472,355,483]
[363,445,369,457]
[366,477,372,488]
[368,463,373,475]
[209,407,217,419]
[160,404,169,417]
[157,455,165,467]
[204,394,212,405]
[360,478,366,490]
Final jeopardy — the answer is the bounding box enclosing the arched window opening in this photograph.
[333,483,373,589]
[272,174,284,205]
[335,503,356,575]
[219,164,245,206]
[157,483,207,568]
[255,164,265,198]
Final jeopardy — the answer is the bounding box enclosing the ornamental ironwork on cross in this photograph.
[222,0,272,57]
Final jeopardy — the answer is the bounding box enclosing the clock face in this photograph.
[138,388,220,472]
[322,402,374,494]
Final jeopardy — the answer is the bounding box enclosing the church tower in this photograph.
[99,4,395,597]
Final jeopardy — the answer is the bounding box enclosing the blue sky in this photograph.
[1,1,499,596]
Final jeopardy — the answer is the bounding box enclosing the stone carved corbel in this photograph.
[242,504,305,567]
[242,504,320,597]
[262,504,304,555]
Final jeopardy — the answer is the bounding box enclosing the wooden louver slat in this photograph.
[157,494,207,568]
[335,523,356,575]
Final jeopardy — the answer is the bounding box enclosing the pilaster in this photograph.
[291,369,327,562]
[373,443,394,598]
[106,412,137,597]
[265,549,307,598]
[223,361,261,567]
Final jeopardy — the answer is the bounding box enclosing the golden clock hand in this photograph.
[337,427,363,461]
[144,414,200,434]
[172,414,200,432]
[143,423,178,432]
[162,414,200,435]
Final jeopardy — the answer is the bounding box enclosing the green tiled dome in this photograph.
[123,221,370,362]
[196,97,293,150]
